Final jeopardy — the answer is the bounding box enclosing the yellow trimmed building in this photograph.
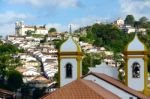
[42,33,150,99]
[58,36,83,87]
[124,34,150,96]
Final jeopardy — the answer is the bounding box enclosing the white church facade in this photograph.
[124,35,149,95]
[58,36,83,87]
[15,21,48,36]
[41,32,150,99]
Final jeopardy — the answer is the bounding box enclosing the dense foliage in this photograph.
[32,34,44,38]
[48,28,57,33]
[53,39,65,49]
[82,53,101,75]
[125,15,135,26]
[32,87,46,99]
[7,70,23,91]
[0,43,23,91]
[79,16,150,73]
[80,23,134,53]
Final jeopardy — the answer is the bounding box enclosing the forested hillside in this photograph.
[78,22,150,73]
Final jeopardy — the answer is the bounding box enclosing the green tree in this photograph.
[0,43,20,54]
[139,16,149,28]
[32,34,44,38]
[33,87,46,99]
[90,23,130,52]
[82,54,91,75]
[125,15,135,26]
[113,52,123,67]
[93,38,103,47]
[0,40,2,45]
[7,70,23,91]
[0,44,22,81]
[82,53,101,75]
[21,84,33,99]
[79,37,89,42]
[40,34,48,43]
[48,28,57,33]
[25,30,34,36]
[139,16,148,24]
[53,39,65,49]
[53,72,58,82]
[34,26,37,31]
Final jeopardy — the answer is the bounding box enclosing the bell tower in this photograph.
[58,26,83,87]
[124,34,148,95]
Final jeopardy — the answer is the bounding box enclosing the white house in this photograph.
[89,62,118,79]
[15,21,48,36]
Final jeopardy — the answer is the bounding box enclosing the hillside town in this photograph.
[0,14,149,98]
[1,1,150,99]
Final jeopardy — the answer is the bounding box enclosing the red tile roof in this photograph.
[87,72,148,99]
[0,88,15,98]
[41,79,120,99]
[31,76,51,84]
[41,72,149,99]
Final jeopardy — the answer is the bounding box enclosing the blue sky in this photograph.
[0,0,150,37]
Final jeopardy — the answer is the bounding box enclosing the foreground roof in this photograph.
[85,72,148,99]
[41,79,120,99]
[41,72,149,99]
[0,88,15,98]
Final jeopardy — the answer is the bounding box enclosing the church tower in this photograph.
[58,27,83,87]
[124,34,148,95]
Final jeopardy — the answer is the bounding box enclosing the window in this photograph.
[132,62,140,78]
[65,63,72,78]
[129,97,133,99]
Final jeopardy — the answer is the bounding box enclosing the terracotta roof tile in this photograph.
[31,76,51,83]
[88,72,148,99]
[41,79,120,99]
[16,67,27,73]
[81,80,120,99]
[0,88,15,96]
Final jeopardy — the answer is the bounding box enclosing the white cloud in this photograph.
[7,0,82,8]
[46,23,79,32]
[72,16,110,27]
[0,11,33,24]
[0,11,33,37]
[0,24,15,38]
[46,16,110,32]
[119,0,150,19]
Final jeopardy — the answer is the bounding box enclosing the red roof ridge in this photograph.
[41,79,120,99]
[80,79,120,99]
[88,72,148,99]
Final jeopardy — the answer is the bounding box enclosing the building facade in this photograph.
[58,36,83,87]
[15,21,48,36]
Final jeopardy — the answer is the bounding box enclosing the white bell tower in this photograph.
[58,27,83,87]
[124,34,148,95]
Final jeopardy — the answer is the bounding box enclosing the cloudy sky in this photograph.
[0,0,150,37]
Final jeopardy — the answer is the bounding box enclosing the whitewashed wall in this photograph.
[128,58,144,91]
[60,58,77,87]
[84,75,137,99]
